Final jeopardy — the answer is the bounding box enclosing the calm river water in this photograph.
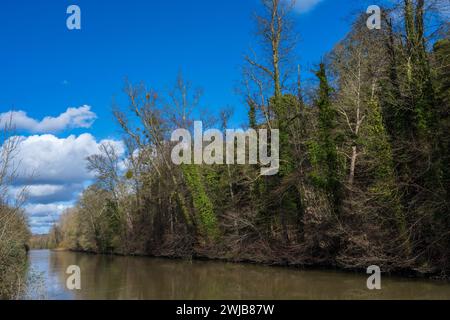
[25,250,450,300]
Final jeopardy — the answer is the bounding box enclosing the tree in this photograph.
[0,117,30,299]
[310,63,342,213]
[433,37,450,204]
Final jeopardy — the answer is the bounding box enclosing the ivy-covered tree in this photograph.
[310,63,342,214]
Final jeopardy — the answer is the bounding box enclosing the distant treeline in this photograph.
[50,0,449,276]
[29,234,57,250]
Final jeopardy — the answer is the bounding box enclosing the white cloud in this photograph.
[25,203,72,218]
[0,105,97,133]
[25,203,73,234]
[12,133,124,185]
[9,183,84,204]
[26,184,66,197]
[2,133,124,233]
[293,0,324,13]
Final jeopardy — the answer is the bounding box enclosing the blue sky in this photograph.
[0,0,374,233]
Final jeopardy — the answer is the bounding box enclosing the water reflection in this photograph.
[26,250,450,300]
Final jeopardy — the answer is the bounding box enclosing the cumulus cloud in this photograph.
[293,0,325,13]
[26,203,73,234]
[12,133,124,185]
[9,183,84,204]
[0,105,97,133]
[25,203,72,218]
[2,133,124,233]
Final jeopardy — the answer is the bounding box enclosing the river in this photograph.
[25,250,450,300]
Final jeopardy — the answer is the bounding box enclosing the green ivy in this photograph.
[182,165,219,240]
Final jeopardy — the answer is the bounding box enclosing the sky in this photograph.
[0,0,375,234]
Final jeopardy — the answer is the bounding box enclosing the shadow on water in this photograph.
[25,250,450,300]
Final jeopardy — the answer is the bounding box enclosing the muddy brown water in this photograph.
[25,250,450,300]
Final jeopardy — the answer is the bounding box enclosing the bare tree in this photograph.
[0,116,30,299]
[242,0,298,128]
[114,81,194,228]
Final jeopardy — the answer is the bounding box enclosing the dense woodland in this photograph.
[48,0,450,275]
[1,0,449,298]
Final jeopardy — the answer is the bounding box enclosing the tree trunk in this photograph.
[349,146,357,186]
